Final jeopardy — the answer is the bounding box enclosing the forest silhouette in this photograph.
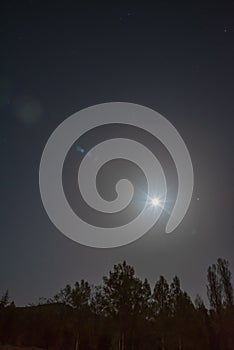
[0,258,233,350]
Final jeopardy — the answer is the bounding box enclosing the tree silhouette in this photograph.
[0,290,9,308]
[0,258,233,350]
[217,258,234,308]
[169,276,195,350]
[102,260,151,350]
[152,276,170,350]
[207,263,222,314]
[207,258,234,350]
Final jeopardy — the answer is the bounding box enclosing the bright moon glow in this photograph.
[151,197,161,207]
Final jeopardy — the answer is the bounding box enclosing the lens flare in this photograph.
[151,197,161,207]
[39,102,194,248]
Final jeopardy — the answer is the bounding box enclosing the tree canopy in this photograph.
[0,258,233,350]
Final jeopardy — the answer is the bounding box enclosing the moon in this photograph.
[151,197,161,207]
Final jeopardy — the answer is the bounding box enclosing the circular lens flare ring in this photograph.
[39,102,194,248]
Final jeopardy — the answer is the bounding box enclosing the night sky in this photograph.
[0,1,234,305]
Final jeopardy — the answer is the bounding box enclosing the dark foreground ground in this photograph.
[0,347,46,350]
[0,259,233,350]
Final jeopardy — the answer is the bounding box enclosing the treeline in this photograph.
[0,258,233,350]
